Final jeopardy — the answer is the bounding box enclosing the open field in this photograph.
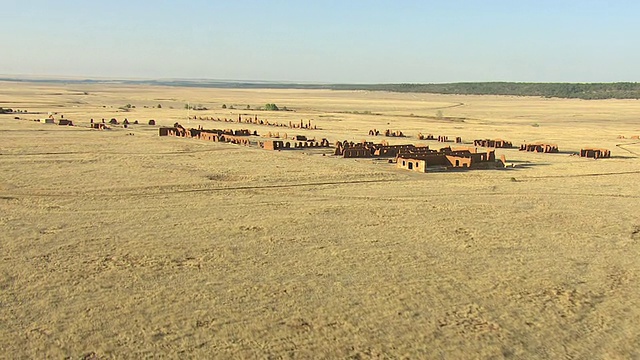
[1,81,640,358]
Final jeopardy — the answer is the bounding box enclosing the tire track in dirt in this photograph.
[0,148,231,157]
[615,141,640,156]
[516,169,640,180]
[0,178,400,199]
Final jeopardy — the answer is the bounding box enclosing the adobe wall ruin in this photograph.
[473,139,513,148]
[417,133,435,140]
[519,143,559,153]
[189,115,320,130]
[260,138,330,150]
[396,147,497,171]
[158,125,256,147]
[334,141,421,158]
[384,129,405,137]
[580,148,610,159]
[397,158,427,172]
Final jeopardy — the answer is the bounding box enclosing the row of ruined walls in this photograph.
[368,129,406,137]
[190,115,319,130]
[519,143,559,153]
[260,138,330,150]
[158,125,255,146]
[334,140,485,159]
[579,148,611,159]
[334,140,419,158]
[474,139,513,148]
[416,133,463,143]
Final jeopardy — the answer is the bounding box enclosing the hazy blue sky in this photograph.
[1,0,638,83]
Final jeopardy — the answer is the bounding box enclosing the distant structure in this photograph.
[384,129,405,137]
[417,133,435,140]
[580,148,610,159]
[519,143,559,153]
[260,138,330,150]
[474,139,513,148]
[190,115,319,130]
[90,123,109,130]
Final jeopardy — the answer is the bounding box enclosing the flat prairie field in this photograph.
[1,81,639,359]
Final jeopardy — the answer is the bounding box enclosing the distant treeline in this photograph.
[2,77,640,100]
[327,82,640,100]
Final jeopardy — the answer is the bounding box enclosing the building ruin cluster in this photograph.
[332,140,501,170]
[9,114,619,167]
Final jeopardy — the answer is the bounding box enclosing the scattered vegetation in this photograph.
[157,104,162,108]
[221,104,227,109]
[264,103,280,111]
[185,104,208,111]
[9,78,640,100]
[0,107,14,114]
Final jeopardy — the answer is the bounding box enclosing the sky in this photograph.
[0,0,638,83]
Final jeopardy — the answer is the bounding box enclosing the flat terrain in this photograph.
[1,81,639,359]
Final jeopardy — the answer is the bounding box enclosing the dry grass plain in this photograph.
[1,81,639,359]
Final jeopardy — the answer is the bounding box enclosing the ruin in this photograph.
[397,146,500,172]
[579,148,610,159]
[417,133,435,140]
[90,123,109,130]
[519,143,559,153]
[384,129,405,137]
[188,115,320,130]
[261,138,329,150]
[334,140,430,158]
[158,125,256,146]
[474,139,513,148]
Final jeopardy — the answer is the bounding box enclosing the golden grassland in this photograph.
[1,81,639,358]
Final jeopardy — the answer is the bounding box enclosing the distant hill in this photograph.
[2,77,639,100]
